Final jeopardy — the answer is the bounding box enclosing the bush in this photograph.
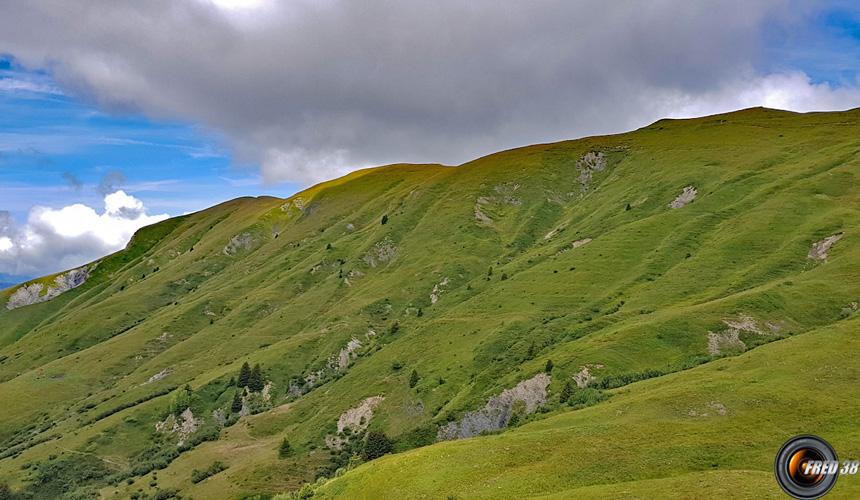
[363,431,393,461]
[590,369,664,390]
[544,359,554,373]
[381,214,389,225]
[279,438,292,458]
[567,387,607,408]
[190,461,228,483]
[408,369,419,388]
[559,381,573,403]
[169,385,193,416]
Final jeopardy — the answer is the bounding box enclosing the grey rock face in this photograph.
[437,373,550,441]
[6,267,90,310]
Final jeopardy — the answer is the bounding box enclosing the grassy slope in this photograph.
[317,317,860,499]
[0,107,857,498]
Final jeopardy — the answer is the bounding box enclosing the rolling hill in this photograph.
[1,107,859,499]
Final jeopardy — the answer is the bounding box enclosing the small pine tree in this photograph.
[326,242,332,250]
[409,369,419,388]
[231,390,243,413]
[362,431,393,460]
[381,214,389,225]
[248,364,264,392]
[278,438,292,458]
[500,272,508,281]
[559,381,574,403]
[545,359,554,373]
[416,307,423,317]
[625,203,632,211]
[237,362,251,388]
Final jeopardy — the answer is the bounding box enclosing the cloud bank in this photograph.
[0,191,168,276]
[2,1,859,185]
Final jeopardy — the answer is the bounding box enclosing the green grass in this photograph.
[0,107,858,498]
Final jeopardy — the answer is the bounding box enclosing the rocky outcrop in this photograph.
[669,186,697,209]
[325,396,385,450]
[332,338,362,371]
[430,277,449,304]
[808,233,843,261]
[143,367,174,385]
[437,373,550,441]
[576,151,607,192]
[572,364,603,388]
[707,314,768,355]
[223,233,255,255]
[6,267,90,310]
[474,199,494,225]
[363,237,397,267]
[155,408,201,446]
[473,183,522,225]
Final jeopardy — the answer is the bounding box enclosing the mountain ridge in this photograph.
[1,106,859,499]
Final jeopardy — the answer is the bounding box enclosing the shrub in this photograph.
[168,385,193,416]
[590,369,664,390]
[381,214,389,225]
[362,431,393,461]
[279,438,292,459]
[544,359,554,373]
[408,369,419,388]
[191,461,228,483]
[559,381,574,403]
[567,387,607,408]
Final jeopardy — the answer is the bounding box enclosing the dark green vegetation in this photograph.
[1,108,859,498]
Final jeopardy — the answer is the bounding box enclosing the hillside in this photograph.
[1,107,859,499]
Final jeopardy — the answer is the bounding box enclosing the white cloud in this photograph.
[659,72,860,119]
[0,77,62,95]
[0,191,168,277]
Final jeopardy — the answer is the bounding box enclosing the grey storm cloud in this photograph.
[1,0,858,184]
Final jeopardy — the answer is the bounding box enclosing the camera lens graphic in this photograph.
[775,435,839,499]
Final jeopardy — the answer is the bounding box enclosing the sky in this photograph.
[1,0,860,279]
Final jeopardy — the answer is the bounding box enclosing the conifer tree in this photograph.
[237,362,251,388]
[248,364,264,392]
[231,390,243,413]
[409,369,420,388]
[362,431,393,460]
